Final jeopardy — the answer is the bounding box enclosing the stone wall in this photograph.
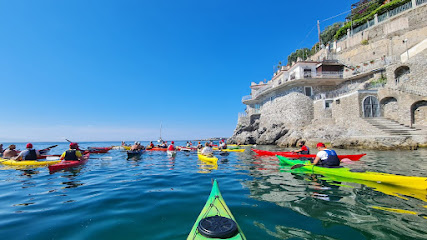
[336,4,427,67]
[259,92,313,129]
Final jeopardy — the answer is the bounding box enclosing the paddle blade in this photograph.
[46,157,60,161]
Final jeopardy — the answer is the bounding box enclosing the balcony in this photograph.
[242,95,252,102]
[314,71,343,79]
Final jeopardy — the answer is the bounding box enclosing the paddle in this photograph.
[65,139,87,151]
[219,152,229,156]
[38,145,58,155]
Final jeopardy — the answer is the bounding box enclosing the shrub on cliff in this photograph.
[335,0,412,40]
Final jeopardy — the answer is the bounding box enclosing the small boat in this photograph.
[167,150,177,157]
[146,147,168,151]
[277,155,427,190]
[0,157,60,167]
[214,148,245,152]
[187,179,246,239]
[127,150,145,159]
[48,153,90,172]
[252,149,365,161]
[198,153,218,163]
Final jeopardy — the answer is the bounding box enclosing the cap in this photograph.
[26,143,33,148]
[171,141,174,144]
[70,142,79,148]
[316,142,325,148]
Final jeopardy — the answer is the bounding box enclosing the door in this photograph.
[363,96,379,118]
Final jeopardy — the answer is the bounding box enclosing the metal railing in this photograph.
[389,1,412,17]
[417,0,427,6]
[314,71,343,78]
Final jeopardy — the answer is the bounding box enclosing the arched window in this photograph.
[411,101,427,126]
[394,66,410,84]
[363,96,379,118]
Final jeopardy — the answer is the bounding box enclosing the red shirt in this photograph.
[300,146,308,152]
[168,145,175,151]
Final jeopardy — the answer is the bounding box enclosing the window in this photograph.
[304,86,312,97]
[303,68,312,78]
[394,66,410,84]
[325,100,333,109]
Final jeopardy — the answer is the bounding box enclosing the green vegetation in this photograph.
[320,22,344,45]
[335,0,412,40]
[361,39,369,45]
[287,48,311,65]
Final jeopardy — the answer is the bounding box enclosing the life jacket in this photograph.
[24,149,37,160]
[168,145,175,151]
[320,149,340,166]
[64,150,78,161]
[301,146,310,154]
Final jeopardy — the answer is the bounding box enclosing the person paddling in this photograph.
[312,142,340,167]
[15,143,40,161]
[2,145,18,159]
[168,141,176,151]
[147,141,154,150]
[60,143,83,161]
[219,140,227,150]
[130,141,139,151]
[291,140,310,154]
[197,141,203,150]
[201,142,214,156]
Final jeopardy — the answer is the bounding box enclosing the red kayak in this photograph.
[48,153,90,172]
[83,148,110,154]
[252,149,366,161]
[146,147,168,151]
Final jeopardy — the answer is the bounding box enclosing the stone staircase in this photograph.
[364,117,425,136]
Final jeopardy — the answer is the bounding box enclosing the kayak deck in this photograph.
[277,155,427,190]
[198,153,218,163]
[0,158,60,166]
[187,180,246,240]
[48,154,90,172]
[253,149,365,161]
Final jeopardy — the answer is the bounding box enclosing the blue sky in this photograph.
[0,0,349,142]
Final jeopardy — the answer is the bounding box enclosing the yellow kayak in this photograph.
[0,158,61,166]
[227,144,254,147]
[198,154,218,163]
[221,149,245,152]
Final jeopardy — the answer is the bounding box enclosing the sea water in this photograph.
[0,141,426,239]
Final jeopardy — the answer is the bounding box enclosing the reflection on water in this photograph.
[0,143,427,239]
[246,147,427,239]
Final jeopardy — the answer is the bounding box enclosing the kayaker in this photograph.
[60,142,83,161]
[291,140,310,154]
[147,141,154,149]
[219,140,227,150]
[0,143,3,154]
[2,144,18,159]
[168,141,176,151]
[312,142,340,167]
[186,141,191,147]
[201,142,214,156]
[130,142,139,151]
[159,141,167,148]
[197,141,203,150]
[15,143,40,161]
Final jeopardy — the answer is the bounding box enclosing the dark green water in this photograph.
[1,142,427,239]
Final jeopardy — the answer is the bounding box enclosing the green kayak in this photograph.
[277,155,427,190]
[187,179,246,240]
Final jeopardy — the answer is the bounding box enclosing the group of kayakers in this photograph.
[291,140,340,167]
[0,142,85,161]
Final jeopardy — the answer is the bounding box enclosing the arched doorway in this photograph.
[380,97,398,120]
[411,100,427,126]
[363,96,380,118]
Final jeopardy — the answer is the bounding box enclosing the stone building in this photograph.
[230,1,427,149]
